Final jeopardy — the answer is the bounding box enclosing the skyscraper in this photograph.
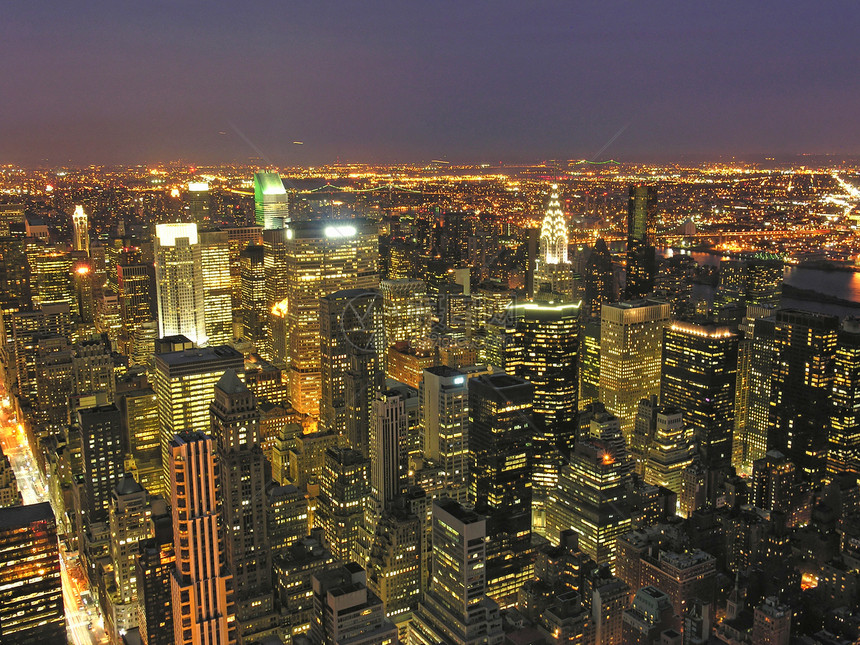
[320,288,383,437]
[199,230,233,346]
[380,279,431,350]
[239,244,267,349]
[769,309,839,476]
[152,345,244,490]
[209,370,275,641]
[185,181,210,225]
[828,319,860,476]
[281,219,379,415]
[599,299,671,438]
[154,223,207,347]
[117,262,153,354]
[78,403,125,530]
[534,184,576,300]
[643,407,696,503]
[370,389,409,511]
[661,321,738,486]
[0,503,65,644]
[468,373,534,608]
[584,237,614,319]
[420,366,470,503]
[72,204,90,255]
[254,171,289,230]
[625,185,657,300]
[317,447,371,564]
[409,499,504,645]
[169,432,237,645]
[506,298,580,536]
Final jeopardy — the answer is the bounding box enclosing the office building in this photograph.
[310,564,397,645]
[185,181,210,224]
[643,408,696,503]
[506,298,580,535]
[152,345,244,490]
[136,507,175,645]
[117,263,153,353]
[320,288,383,437]
[625,185,657,300]
[661,321,738,479]
[533,185,576,300]
[381,279,431,349]
[599,299,671,438]
[584,237,615,319]
[621,586,677,645]
[169,432,237,645]
[409,499,504,645]
[224,225,263,309]
[28,245,76,314]
[78,403,125,529]
[370,389,409,511]
[317,447,370,564]
[548,438,631,568]
[72,204,90,255]
[0,503,65,644]
[281,219,379,415]
[829,319,860,475]
[752,596,791,645]
[769,309,839,476]
[119,381,162,496]
[240,244,267,349]
[468,373,534,608]
[108,474,152,633]
[420,366,470,503]
[154,223,207,347]
[199,230,233,346]
[209,370,275,640]
[254,171,289,230]
[717,255,783,309]
[266,482,308,554]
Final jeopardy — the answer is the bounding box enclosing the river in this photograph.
[660,248,860,319]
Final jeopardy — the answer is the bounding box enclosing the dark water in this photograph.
[661,249,860,319]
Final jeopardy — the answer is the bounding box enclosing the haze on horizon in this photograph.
[2,1,858,167]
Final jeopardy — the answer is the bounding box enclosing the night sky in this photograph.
[2,2,858,166]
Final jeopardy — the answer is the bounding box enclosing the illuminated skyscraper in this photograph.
[281,219,378,415]
[210,370,275,640]
[152,345,244,490]
[117,262,153,353]
[185,181,210,224]
[0,503,65,644]
[154,223,206,347]
[370,389,409,511]
[320,288,383,437]
[78,403,125,530]
[769,310,838,476]
[409,499,504,645]
[468,373,534,608]
[661,321,738,484]
[169,431,237,645]
[624,185,657,300]
[224,226,263,309]
[73,204,90,254]
[380,279,431,349]
[316,447,370,564]
[643,407,696,502]
[28,245,76,315]
[828,319,860,476]
[548,439,631,568]
[599,299,671,438]
[420,366,470,503]
[254,171,289,230]
[534,185,575,300]
[199,230,233,346]
[118,379,162,496]
[240,244,267,349]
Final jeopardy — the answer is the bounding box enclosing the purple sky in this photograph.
[2,2,858,166]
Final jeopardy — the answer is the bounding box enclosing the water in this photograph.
[660,248,860,319]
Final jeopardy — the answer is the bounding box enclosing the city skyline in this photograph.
[3,2,859,166]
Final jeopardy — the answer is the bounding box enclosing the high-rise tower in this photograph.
[210,370,275,641]
[625,185,657,300]
[154,223,207,347]
[254,172,289,230]
[534,185,575,300]
[73,204,90,255]
[599,299,671,438]
[169,432,237,645]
